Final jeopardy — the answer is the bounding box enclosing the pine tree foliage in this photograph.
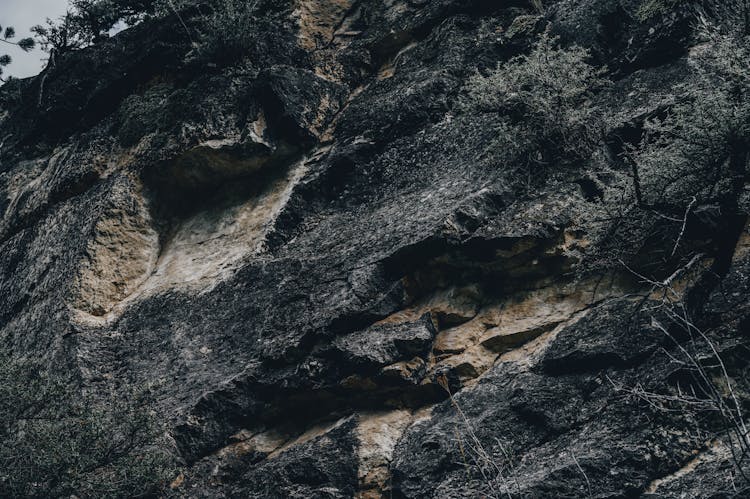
[31,0,261,65]
[31,0,160,55]
[32,13,89,55]
[0,23,35,81]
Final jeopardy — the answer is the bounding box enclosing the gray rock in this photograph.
[0,0,748,497]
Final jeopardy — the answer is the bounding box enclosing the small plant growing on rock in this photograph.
[583,2,750,280]
[626,34,750,212]
[32,12,91,57]
[31,0,165,57]
[628,0,750,204]
[636,0,683,21]
[608,263,750,488]
[595,7,750,486]
[437,375,520,498]
[461,28,609,184]
[184,0,261,65]
[0,352,174,498]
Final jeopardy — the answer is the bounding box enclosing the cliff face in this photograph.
[1,0,749,497]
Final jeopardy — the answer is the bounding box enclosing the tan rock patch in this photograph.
[731,220,750,263]
[355,410,413,498]
[376,285,480,328]
[296,0,354,51]
[221,428,288,458]
[433,345,497,382]
[433,319,487,355]
[72,175,159,317]
[428,276,624,382]
[71,147,318,325]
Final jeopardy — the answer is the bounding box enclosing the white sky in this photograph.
[1,0,69,79]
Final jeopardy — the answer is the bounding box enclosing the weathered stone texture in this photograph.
[1,0,748,497]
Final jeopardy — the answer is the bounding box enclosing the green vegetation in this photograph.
[31,0,160,55]
[462,6,749,278]
[613,8,750,263]
[0,352,174,498]
[0,24,35,81]
[32,14,88,55]
[628,37,750,211]
[585,1,750,278]
[31,0,261,69]
[636,0,683,21]
[184,0,260,64]
[461,29,609,184]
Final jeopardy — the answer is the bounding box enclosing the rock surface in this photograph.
[1,0,749,497]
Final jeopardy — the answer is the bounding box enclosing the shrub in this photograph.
[183,0,260,65]
[0,352,174,498]
[636,0,683,21]
[460,29,609,184]
[586,5,750,277]
[699,0,750,37]
[627,17,750,211]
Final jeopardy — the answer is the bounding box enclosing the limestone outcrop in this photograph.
[1,1,748,497]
